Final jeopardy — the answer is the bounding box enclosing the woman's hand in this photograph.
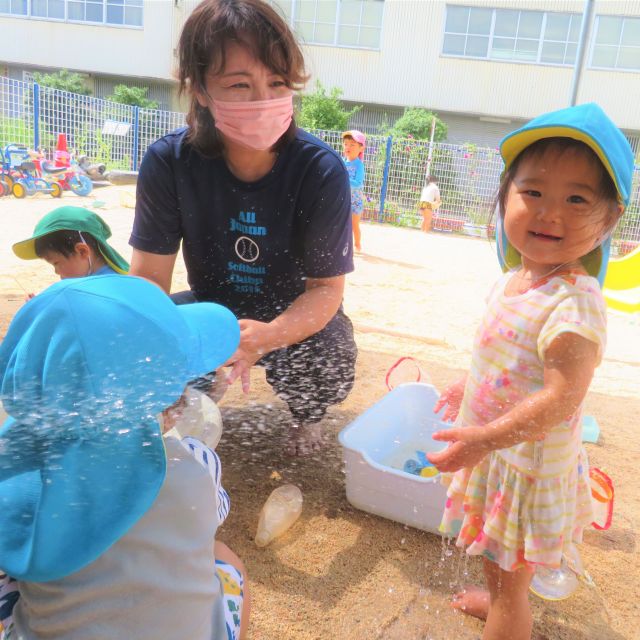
[426,426,489,472]
[434,376,467,422]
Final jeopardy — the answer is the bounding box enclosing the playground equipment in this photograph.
[603,244,640,313]
[1,144,62,199]
[36,133,93,197]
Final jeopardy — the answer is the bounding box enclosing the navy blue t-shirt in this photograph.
[130,128,353,321]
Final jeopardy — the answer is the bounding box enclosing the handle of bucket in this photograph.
[385,357,423,391]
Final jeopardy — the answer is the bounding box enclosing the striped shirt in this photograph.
[458,271,606,479]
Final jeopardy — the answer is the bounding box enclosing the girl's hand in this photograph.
[427,426,489,472]
[224,319,280,394]
[225,354,252,395]
[434,377,467,422]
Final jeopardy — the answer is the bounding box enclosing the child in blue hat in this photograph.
[0,275,249,639]
[427,103,633,640]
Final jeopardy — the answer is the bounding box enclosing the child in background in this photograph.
[12,206,129,283]
[342,130,366,253]
[0,275,249,639]
[428,103,633,640]
[418,175,442,232]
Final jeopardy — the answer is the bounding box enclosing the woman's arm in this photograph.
[428,332,599,471]
[226,275,345,391]
[129,248,178,294]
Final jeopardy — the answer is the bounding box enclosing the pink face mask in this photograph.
[212,94,294,151]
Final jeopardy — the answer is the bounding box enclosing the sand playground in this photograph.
[0,187,638,640]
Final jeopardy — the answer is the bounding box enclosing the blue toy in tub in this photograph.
[403,450,440,478]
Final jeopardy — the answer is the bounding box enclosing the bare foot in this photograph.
[285,422,325,456]
[451,586,490,620]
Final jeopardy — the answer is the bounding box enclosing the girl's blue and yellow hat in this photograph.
[497,102,635,285]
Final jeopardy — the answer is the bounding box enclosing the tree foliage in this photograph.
[387,108,447,141]
[108,85,158,109]
[297,82,361,131]
[33,69,91,95]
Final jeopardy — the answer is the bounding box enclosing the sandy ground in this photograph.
[0,187,639,640]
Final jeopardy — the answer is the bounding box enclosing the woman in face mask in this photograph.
[129,0,357,456]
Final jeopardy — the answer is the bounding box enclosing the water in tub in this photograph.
[383,441,441,478]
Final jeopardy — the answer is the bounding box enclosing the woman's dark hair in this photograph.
[496,137,621,230]
[178,0,308,157]
[35,230,100,258]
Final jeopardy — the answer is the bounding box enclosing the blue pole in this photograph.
[33,82,40,150]
[132,106,140,171]
[378,135,393,223]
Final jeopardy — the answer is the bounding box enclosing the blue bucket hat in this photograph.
[497,102,634,285]
[0,275,239,582]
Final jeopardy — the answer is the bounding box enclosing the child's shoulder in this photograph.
[544,272,603,298]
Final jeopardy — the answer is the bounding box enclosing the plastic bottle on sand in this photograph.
[162,387,223,449]
[255,484,303,547]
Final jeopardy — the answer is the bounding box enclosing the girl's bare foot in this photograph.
[451,586,490,620]
[286,422,325,456]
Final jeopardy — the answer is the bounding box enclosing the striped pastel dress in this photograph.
[440,271,604,571]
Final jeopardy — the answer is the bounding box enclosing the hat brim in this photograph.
[179,302,241,378]
[12,236,43,260]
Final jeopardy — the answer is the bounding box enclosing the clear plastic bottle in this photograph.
[255,484,303,548]
[162,387,223,449]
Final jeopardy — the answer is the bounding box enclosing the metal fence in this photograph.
[2,75,639,253]
[0,76,185,171]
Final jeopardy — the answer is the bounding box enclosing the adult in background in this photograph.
[129,0,357,455]
[418,175,442,232]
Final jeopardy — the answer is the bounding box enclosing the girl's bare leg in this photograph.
[482,558,533,640]
[215,541,251,640]
[352,214,362,252]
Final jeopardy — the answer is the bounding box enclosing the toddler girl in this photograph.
[342,130,366,253]
[428,103,634,640]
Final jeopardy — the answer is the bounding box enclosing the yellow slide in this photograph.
[603,245,640,313]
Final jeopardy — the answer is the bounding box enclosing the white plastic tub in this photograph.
[338,383,450,534]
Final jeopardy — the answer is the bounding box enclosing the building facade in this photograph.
[1,0,639,146]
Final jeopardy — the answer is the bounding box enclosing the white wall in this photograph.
[0,0,178,80]
[302,0,640,130]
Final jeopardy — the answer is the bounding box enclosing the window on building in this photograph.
[0,0,142,25]
[443,5,582,66]
[591,15,640,71]
[0,0,28,15]
[270,0,384,49]
[541,12,581,65]
[31,0,64,18]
